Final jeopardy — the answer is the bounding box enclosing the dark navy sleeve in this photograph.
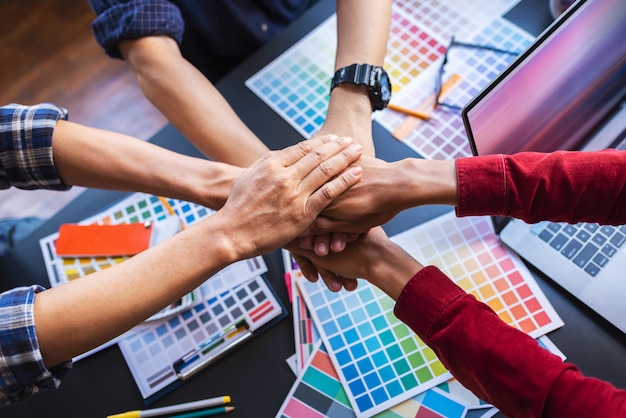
[88,0,184,59]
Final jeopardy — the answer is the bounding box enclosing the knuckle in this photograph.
[317,159,334,176]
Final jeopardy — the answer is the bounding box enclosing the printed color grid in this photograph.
[247,0,527,161]
[119,275,284,401]
[276,343,468,418]
[391,213,563,336]
[375,18,534,160]
[297,277,450,417]
[296,213,563,417]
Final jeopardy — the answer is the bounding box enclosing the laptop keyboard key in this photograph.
[563,225,577,236]
[584,223,599,233]
[592,234,607,246]
[573,243,599,267]
[576,230,591,242]
[601,244,617,257]
[539,229,553,242]
[610,232,626,248]
[600,226,615,237]
[550,233,568,251]
[584,263,601,277]
[561,240,583,259]
[593,253,609,267]
[547,223,562,233]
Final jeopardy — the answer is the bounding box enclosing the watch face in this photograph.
[370,67,392,110]
[379,70,392,104]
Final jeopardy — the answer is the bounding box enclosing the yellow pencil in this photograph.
[387,103,432,120]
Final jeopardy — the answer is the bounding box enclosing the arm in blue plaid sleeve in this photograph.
[88,0,184,59]
[0,103,71,191]
[0,286,72,406]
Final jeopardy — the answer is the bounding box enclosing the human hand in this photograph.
[211,135,363,260]
[287,227,423,299]
[296,156,407,256]
[305,156,408,237]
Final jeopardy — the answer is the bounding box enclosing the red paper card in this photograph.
[55,223,153,257]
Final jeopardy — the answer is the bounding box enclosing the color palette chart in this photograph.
[246,0,529,161]
[39,192,268,357]
[390,213,563,337]
[118,275,285,401]
[276,342,470,418]
[375,17,534,160]
[294,212,563,417]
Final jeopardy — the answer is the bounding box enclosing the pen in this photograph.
[107,396,231,418]
[169,406,235,418]
[173,319,251,380]
[387,103,432,120]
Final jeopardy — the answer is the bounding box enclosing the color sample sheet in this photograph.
[375,17,534,160]
[40,193,266,310]
[246,0,529,160]
[295,212,563,417]
[39,193,268,358]
[284,249,320,375]
[276,342,471,418]
[118,275,285,401]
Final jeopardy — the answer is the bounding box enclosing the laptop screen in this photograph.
[463,0,626,156]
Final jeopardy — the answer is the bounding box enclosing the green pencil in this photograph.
[168,406,235,418]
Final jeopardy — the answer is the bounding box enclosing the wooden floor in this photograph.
[0,0,167,221]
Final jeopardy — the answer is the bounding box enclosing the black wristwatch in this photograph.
[330,64,392,111]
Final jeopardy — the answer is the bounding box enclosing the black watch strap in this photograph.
[330,64,391,111]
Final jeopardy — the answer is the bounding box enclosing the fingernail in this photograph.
[350,166,363,176]
[342,136,354,144]
[350,144,362,152]
[315,242,328,256]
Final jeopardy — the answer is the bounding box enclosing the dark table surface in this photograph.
[2,0,625,417]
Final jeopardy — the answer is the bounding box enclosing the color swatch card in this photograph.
[39,192,268,360]
[276,342,469,418]
[246,0,526,158]
[283,249,320,375]
[375,17,534,160]
[294,212,563,417]
[118,275,286,402]
[390,213,563,337]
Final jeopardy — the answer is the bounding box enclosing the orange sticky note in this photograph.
[55,223,153,257]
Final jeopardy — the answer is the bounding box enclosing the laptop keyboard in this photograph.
[532,222,626,277]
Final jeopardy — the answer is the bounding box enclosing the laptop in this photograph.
[462,0,626,333]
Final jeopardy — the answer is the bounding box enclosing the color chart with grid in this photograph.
[295,212,563,417]
[39,193,267,301]
[374,17,534,160]
[276,342,469,418]
[119,275,285,401]
[246,0,525,151]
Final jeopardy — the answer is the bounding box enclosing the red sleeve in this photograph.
[394,266,626,417]
[455,150,626,224]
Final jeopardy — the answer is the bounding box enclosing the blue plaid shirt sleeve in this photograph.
[0,286,72,406]
[0,103,71,191]
[88,0,184,59]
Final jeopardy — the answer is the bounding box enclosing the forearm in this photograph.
[456,151,626,224]
[34,218,237,367]
[52,120,242,210]
[401,158,458,208]
[322,0,392,156]
[119,36,268,166]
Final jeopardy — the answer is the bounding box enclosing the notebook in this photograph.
[462,0,626,333]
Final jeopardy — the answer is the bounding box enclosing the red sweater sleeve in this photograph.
[394,266,626,417]
[455,150,626,224]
